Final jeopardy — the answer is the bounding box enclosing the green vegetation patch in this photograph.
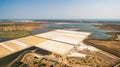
[0,31,30,40]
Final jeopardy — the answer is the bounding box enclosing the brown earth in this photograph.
[84,39,120,57]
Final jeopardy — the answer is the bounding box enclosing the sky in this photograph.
[0,0,120,19]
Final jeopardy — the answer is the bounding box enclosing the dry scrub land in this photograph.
[85,39,120,57]
[9,49,112,67]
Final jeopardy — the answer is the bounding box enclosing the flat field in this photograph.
[0,22,43,41]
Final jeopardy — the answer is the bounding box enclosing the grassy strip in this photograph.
[0,31,31,41]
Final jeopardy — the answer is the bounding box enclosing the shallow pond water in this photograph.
[32,23,113,39]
